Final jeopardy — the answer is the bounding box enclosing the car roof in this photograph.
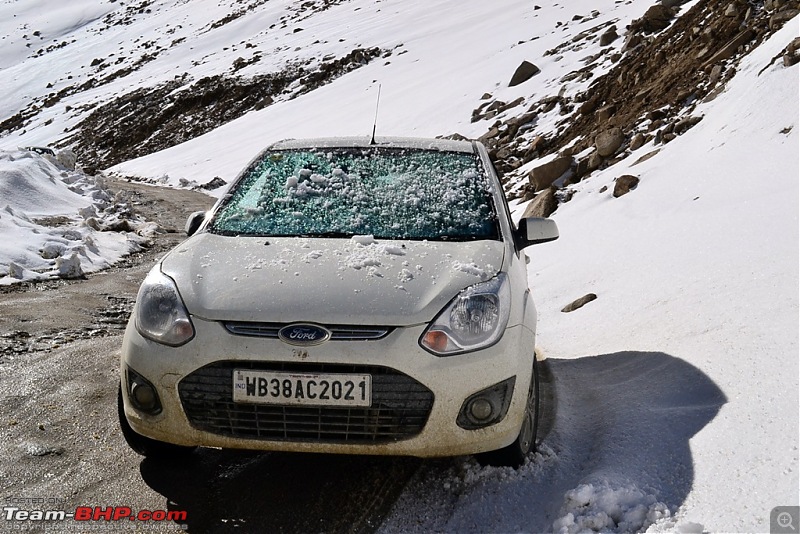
[267,136,476,153]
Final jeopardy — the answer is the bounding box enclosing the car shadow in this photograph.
[415,351,729,533]
[139,448,422,533]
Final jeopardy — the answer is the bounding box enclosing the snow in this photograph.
[0,149,151,284]
[0,0,797,532]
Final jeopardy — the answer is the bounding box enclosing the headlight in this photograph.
[135,267,195,346]
[420,273,511,356]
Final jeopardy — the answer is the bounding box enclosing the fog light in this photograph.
[127,367,162,415]
[131,382,156,411]
[457,376,516,430]
[469,398,493,421]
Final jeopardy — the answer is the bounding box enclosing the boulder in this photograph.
[509,61,541,87]
[599,27,619,46]
[528,156,572,191]
[703,29,755,66]
[613,175,640,197]
[769,9,799,30]
[575,151,602,178]
[521,187,558,219]
[785,37,800,67]
[629,132,647,151]
[201,176,227,190]
[639,5,674,32]
[597,104,617,122]
[673,115,703,135]
[594,127,625,157]
[561,293,597,313]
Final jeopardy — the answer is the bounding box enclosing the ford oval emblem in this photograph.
[278,323,332,346]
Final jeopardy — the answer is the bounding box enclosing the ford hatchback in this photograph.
[118,137,558,467]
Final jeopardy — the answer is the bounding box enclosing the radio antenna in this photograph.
[370,84,381,145]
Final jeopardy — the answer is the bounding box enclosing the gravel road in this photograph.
[0,180,423,533]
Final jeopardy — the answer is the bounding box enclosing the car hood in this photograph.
[160,234,505,326]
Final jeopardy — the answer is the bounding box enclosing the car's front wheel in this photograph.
[476,358,539,468]
[117,384,195,459]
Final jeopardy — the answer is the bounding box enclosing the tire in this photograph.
[117,383,195,458]
[476,357,540,468]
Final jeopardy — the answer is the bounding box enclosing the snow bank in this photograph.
[0,149,151,284]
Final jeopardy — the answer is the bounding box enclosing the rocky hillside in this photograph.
[467,0,798,217]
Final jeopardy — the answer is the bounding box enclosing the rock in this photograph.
[528,156,573,191]
[22,442,65,457]
[562,293,597,313]
[201,176,227,190]
[595,127,625,157]
[709,64,724,84]
[487,100,506,112]
[78,206,97,220]
[613,175,640,197]
[83,217,101,230]
[509,61,541,87]
[599,27,619,46]
[479,127,500,143]
[521,187,558,219]
[597,104,617,122]
[661,0,690,7]
[629,132,646,150]
[579,95,601,115]
[769,9,799,30]
[102,219,134,232]
[8,262,24,279]
[631,5,674,34]
[673,115,703,135]
[40,242,64,260]
[622,32,644,52]
[703,29,755,66]
[575,151,602,178]
[783,37,800,67]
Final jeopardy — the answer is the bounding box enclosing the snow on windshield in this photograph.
[210,148,499,240]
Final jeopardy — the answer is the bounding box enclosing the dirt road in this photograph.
[0,180,423,533]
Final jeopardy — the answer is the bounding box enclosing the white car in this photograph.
[119,137,558,467]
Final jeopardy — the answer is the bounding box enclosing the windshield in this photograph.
[209,147,499,241]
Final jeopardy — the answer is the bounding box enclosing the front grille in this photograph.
[223,322,393,340]
[178,361,434,444]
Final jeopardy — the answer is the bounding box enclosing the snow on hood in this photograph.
[160,233,505,325]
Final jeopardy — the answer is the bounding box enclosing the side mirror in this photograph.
[515,217,559,249]
[185,211,207,236]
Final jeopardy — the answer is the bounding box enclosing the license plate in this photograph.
[233,370,372,407]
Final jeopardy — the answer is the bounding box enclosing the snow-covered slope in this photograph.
[0,0,797,532]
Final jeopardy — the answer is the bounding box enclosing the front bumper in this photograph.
[120,316,535,457]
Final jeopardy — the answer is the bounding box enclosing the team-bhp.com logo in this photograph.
[4,505,187,524]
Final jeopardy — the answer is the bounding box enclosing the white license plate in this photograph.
[233,370,372,407]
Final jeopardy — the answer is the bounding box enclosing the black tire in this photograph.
[117,384,196,458]
[476,357,540,468]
